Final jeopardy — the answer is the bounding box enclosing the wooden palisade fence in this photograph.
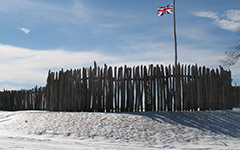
[1,62,240,112]
[0,86,46,111]
[46,62,240,112]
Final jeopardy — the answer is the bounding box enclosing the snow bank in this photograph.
[0,110,240,149]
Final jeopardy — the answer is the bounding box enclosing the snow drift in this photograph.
[0,109,240,149]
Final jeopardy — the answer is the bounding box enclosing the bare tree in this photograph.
[221,31,240,68]
[221,43,240,68]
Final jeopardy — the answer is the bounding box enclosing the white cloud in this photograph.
[192,11,219,20]
[193,10,240,32]
[0,41,229,90]
[225,10,240,22]
[217,19,240,32]
[0,44,121,90]
[18,27,30,34]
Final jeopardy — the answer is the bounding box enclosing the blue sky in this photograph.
[0,0,240,90]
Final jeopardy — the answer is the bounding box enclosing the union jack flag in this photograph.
[157,4,173,16]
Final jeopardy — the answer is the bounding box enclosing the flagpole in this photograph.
[173,0,177,67]
[173,0,180,111]
[157,1,179,110]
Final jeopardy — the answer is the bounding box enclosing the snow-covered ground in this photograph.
[0,109,240,150]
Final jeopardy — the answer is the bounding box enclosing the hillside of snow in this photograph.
[0,109,240,149]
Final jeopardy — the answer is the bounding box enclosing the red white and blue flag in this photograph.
[157,4,173,16]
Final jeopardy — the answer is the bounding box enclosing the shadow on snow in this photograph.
[123,110,240,138]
